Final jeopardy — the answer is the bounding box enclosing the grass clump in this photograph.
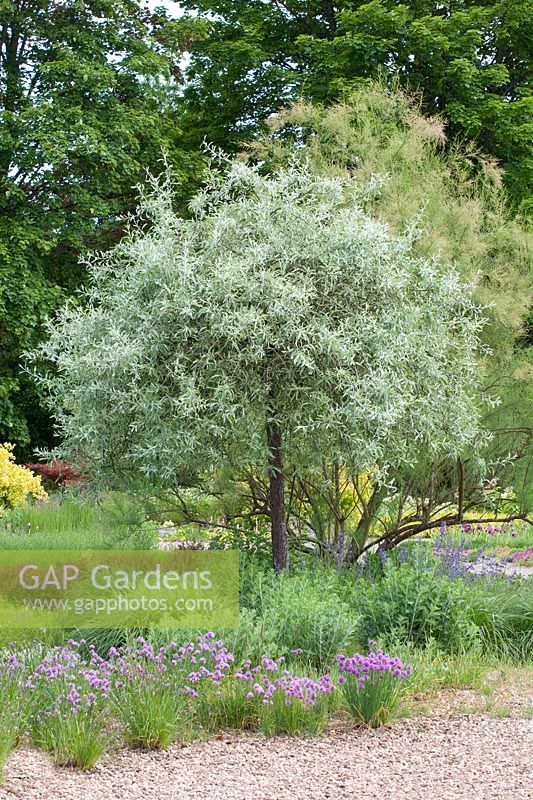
[114,680,190,750]
[33,711,109,771]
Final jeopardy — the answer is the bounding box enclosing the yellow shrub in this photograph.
[0,443,48,510]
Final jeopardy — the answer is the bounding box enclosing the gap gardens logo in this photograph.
[0,550,239,629]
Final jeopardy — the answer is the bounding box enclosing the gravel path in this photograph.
[2,715,531,800]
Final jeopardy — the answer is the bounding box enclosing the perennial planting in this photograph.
[337,643,413,727]
[0,635,410,776]
[437,521,532,573]
[511,548,533,563]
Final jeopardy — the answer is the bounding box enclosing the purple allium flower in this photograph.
[337,644,412,685]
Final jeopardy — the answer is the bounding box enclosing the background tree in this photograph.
[179,0,532,207]
[3,1,531,459]
[31,156,485,568]
[0,0,203,456]
[245,83,532,552]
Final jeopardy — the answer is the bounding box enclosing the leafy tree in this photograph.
[247,84,533,550]
[179,0,532,206]
[0,0,203,456]
[30,157,485,568]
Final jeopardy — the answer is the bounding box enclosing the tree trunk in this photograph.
[266,418,289,571]
[347,484,386,562]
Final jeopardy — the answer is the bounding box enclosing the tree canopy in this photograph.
[247,85,532,536]
[2,2,531,461]
[31,156,486,567]
[179,0,532,207]
[0,0,203,455]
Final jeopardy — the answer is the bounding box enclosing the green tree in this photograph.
[179,0,532,206]
[0,0,202,455]
[30,157,485,568]
[247,84,532,549]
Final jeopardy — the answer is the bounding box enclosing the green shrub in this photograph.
[0,443,47,510]
[356,563,480,652]
[216,608,279,665]
[251,571,357,669]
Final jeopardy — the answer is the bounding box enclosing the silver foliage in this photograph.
[29,158,486,484]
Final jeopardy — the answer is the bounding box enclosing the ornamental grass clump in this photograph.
[256,672,335,737]
[115,679,189,750]
[0,727,17,786]
[337,643,412,727]
[197,676,260,731]
[34,700,109,771]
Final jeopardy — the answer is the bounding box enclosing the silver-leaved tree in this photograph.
[31,158,485,569]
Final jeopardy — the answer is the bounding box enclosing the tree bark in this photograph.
[347,484,386,561]
[266,417,289,570]
[457,457,465,523]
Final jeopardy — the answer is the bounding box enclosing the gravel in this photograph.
[468,556,533,578]
[2,715,531,800]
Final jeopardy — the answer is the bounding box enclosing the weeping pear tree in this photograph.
[30,158,485,569]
